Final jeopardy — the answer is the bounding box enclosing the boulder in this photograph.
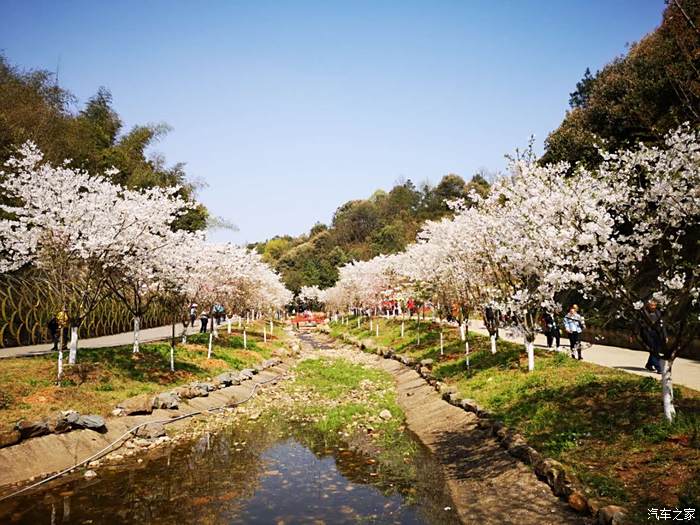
[47,411,77,434]
[118,394,155,415]
[597,505,628,525]
[0,428,21,448]
[135,422,166,440]
[379,409,393,420]
[240,368,257,377]
[239,369,254,380]
[439,384,456,398]
[152,392,180,410]
[420,358,434,368]
[567,490,588,513]
[16,418,50,439]
[419,366,432,378]
[75,415,107,432]
[83,470,97,480]
[540,458,572,497]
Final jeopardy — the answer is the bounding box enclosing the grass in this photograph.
[329,315,700,514]
[280,356,419,482]
[0,320,288,429]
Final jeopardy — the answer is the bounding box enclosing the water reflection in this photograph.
[0,421,459,524]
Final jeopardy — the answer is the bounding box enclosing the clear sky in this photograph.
[1,0,665,244]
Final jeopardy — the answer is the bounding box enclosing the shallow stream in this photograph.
[0,419,459,524]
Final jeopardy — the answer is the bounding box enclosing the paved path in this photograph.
[467,321,700,391]
[0,323,203,359]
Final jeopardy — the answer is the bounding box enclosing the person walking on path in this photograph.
[564,304,585,360]
[199,310,209,333]
[47,316,60,351]
[541,309,561,350]
[640,299,666,374]
[189,303,197,327]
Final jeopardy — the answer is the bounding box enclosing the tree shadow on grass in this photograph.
[79,344,204,382]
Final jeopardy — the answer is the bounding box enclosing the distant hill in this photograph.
[252,174,490,293]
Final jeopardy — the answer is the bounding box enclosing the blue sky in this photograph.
[1,0,665,244]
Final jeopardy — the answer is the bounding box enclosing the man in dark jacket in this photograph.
[48,316,60,351]
[640,299,666,374]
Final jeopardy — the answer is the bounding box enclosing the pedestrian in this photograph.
[640,299,665,374]
[189,303,197,327]
[199,310,209,333]
[483,305,500,340]
[47,316,60,351]
[541,309,561,350]
[563,304,585,360]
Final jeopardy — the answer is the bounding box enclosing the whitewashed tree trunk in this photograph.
[132,317,140,354]
[270,320,274,334]
[264,326,267,343]
[459,322,466,341]
[357,317,360,328]
[243,330,247,349]
[170,344,175,372]
[227,317,232,334]
[661,359,676,422]
[526,340,535,371]
[68,327,78,364]
[213,322,218,338]
[207,332,213,359]
[465,341,470,369]
[238,316,242,328]
[57,349,63,381]
[490,334,497,354]
[370,318,373,331]
[440,332,444,355]
[401,321,405,338]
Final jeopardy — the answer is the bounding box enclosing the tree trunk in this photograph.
[132,316,140,354]
[526,340,535,371]
[270,320,274,334]
[401,321,405,338]
[465,341,470,369]
[490,334,497,354]
[440,332,444,355]
[170,323,176,372]
[68,327,79,365]
[459,322,466,341]
[264,326,267,342]
[243,330,247,349]
[661,359,677,422]
[57,329,64,382]
[207,332,213,359]
[227,317,232,334]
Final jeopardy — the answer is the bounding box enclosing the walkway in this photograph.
[468,320,700,391]
[0,323,202,359]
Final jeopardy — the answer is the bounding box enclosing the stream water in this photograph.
[0,419,460,524]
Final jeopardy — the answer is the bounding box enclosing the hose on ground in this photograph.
[0,371,287,502]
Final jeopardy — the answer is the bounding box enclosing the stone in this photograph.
[212,372,234,388]
[567,490,588,513]
[239,369,254,380]
[419,366,431,377]
[420,358,434,367]
[379,409,393,420]
[540,458,572,497]
[135,422,166,440]
[508,444,536,463]
[587,498,602,517]
[0,428,21,448]
[460,399,480,413]
[240,368,257,377]
[111,408,125,417]
[83,470,97,479]
[503,432,527,450]
[16,419,50,440]
[597,505,628,525]
[75,415,107,432]
[448,392,463,405]
[118,394,155,415]
[152,392,180,410]
[47,411,74,434]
